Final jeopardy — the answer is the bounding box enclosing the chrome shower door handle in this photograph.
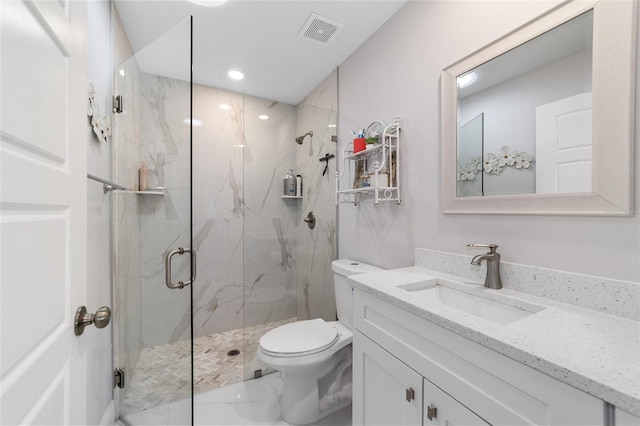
[165,247,196,289]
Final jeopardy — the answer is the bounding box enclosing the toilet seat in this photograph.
[260,318,338,357]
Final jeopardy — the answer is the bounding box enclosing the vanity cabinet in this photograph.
[353,289,605,425]
[354,330,489,425]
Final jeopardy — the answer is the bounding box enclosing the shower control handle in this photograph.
[304,211,316,229]
[74,306,111,336]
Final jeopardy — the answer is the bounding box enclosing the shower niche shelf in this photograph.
[337,118,400,206]
[282,195,303,199]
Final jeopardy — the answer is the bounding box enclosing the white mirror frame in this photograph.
[441,0,636,216]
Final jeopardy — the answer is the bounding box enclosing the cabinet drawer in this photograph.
[354,289,604,425]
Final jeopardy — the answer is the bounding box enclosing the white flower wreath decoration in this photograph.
[87,83,112,143]
[457,146,534,182]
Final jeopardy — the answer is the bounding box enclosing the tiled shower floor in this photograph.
[120,318,296,419]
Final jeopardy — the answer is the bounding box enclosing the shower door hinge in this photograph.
[331,135,337,143]
[113,95,123,114]
[114,368,125,389]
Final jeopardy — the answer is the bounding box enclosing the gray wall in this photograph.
[338,0,640,282]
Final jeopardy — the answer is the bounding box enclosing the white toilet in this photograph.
[257,259,382,425]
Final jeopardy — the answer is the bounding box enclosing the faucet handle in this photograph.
[467,243,498,254]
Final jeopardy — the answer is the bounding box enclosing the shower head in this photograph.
[295,131,313,145]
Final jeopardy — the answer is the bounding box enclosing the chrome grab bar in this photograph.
[165,247,196,289]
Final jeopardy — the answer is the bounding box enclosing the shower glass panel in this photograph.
[242,70,339,381]
[113,17,193,425]
[242,96,299,380]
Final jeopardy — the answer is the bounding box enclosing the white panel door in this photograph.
[353,331,423,426]
[1,0,88,424]
[535,92,593,194]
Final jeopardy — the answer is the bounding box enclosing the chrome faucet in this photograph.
[467,244,502,290]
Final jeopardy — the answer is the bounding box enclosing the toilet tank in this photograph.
[331,259,383,330]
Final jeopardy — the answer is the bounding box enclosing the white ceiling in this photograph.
[114,0,406,105]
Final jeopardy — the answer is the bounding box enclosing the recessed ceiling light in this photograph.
[328,124,336,128]
[219,104,231,110]
[187,0,228,6]
[258,115,269,120]
[184,118,203,127]
[457,72,478,89]
[119,69,125,77]
[228,70,244,80]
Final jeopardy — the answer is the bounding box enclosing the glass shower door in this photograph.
[113,17,193,425]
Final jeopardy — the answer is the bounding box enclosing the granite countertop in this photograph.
[349,266,640,417]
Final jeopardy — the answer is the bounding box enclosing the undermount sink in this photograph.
[398,279,540,326]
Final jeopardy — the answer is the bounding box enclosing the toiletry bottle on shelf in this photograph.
[287,172,296,196]
[296,175,302,197]
[139,162,149,191]
[284,170,296,196]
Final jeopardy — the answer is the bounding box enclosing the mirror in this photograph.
[457,11,592,198]
[442,0,636,215]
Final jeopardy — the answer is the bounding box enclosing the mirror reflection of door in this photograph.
[535,93,592,194]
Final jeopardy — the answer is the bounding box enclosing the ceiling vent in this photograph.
[298,13,344,46]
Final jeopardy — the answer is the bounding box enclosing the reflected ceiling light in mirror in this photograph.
[119,69,125,77]
[187,0,228,6]
[227,69,244,80]
[457,72,478,88]
[184,118,203,127]
[218,104,231,110]
[328,124,336,128]
[258,115,269,120]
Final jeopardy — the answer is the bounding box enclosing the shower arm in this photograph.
[296,131,313,144]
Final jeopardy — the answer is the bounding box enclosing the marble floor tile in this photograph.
[120,373,351,426]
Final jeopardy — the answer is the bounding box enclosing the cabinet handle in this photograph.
[405,387,415,402]
[427,404,438,421]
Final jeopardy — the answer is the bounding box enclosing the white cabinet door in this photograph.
[1,1,88,424]
[616,407,640,426]
[423,378,489,426]
[353,331,423,425]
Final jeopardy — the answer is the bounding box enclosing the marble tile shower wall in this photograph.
[295,71,338,322]
[191,85,246,338]
[114,56,143,377]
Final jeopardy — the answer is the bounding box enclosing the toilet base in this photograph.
[279,347,352,425]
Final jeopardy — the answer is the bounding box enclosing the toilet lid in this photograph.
[260,319,338,357]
